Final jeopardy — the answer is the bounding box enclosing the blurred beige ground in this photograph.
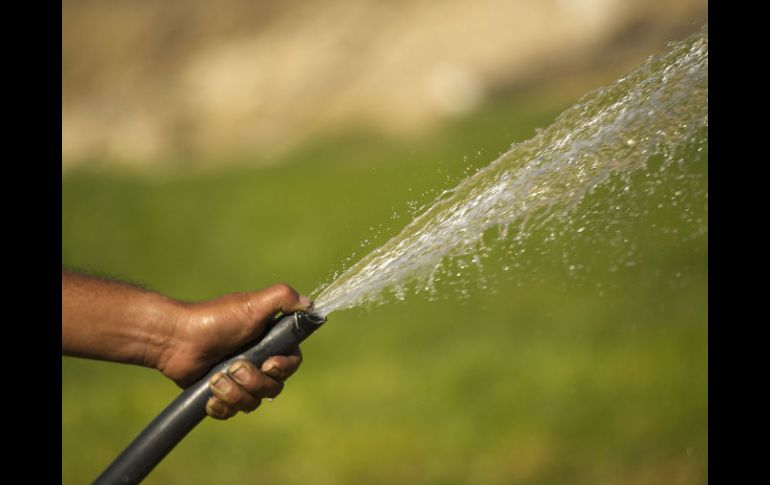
[62,0,707,171]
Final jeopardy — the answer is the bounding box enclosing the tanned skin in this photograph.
[62,269,313,420]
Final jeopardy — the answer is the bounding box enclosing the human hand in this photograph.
[157,284,313,419]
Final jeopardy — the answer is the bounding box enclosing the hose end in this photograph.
[300,311,326,325]
[292,311,326,336]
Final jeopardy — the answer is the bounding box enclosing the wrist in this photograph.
[141,293,190,372]
[152,297,213,387]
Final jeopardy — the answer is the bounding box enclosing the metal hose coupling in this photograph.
[290,310,327,336]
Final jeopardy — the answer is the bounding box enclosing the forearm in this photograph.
[62,269,183,370]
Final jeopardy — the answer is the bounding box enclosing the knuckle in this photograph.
[277,363,293,380]
[233,395,254,412]
[245,398,262,413]
[272,283,297,300]
[255,372,276,395]
[265,380,284,399]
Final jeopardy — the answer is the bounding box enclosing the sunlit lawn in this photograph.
[62,84,707,485]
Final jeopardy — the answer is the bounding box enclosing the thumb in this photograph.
[246,283,314,321]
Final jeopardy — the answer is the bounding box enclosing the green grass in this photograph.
[62,86,707,485]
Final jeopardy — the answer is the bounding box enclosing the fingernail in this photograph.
[210,374,231,393]
[264,364,281,380]
[299,295,313,309]
[208,397,224,415]
[229,364,249,385]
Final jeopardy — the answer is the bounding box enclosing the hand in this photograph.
[158,284,313,419]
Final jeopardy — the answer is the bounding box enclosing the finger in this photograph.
[206,395,262,420]
[206,396,237,420]
[229,286,314,351]
[209,371,263,411]
[249,283,314,319]
[261,348,303,381]
[227,360,285,399]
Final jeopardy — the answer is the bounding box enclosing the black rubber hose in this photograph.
[92,311,326,485]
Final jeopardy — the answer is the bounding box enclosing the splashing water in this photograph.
[314,26,707,317]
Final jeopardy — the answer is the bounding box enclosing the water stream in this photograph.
[313,26,707,317]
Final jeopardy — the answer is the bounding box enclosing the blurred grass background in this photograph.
[62,85,707,484]
[63,2,707,484]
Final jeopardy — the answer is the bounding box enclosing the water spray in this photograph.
[92,311,327,485]
[89,25,707,484]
